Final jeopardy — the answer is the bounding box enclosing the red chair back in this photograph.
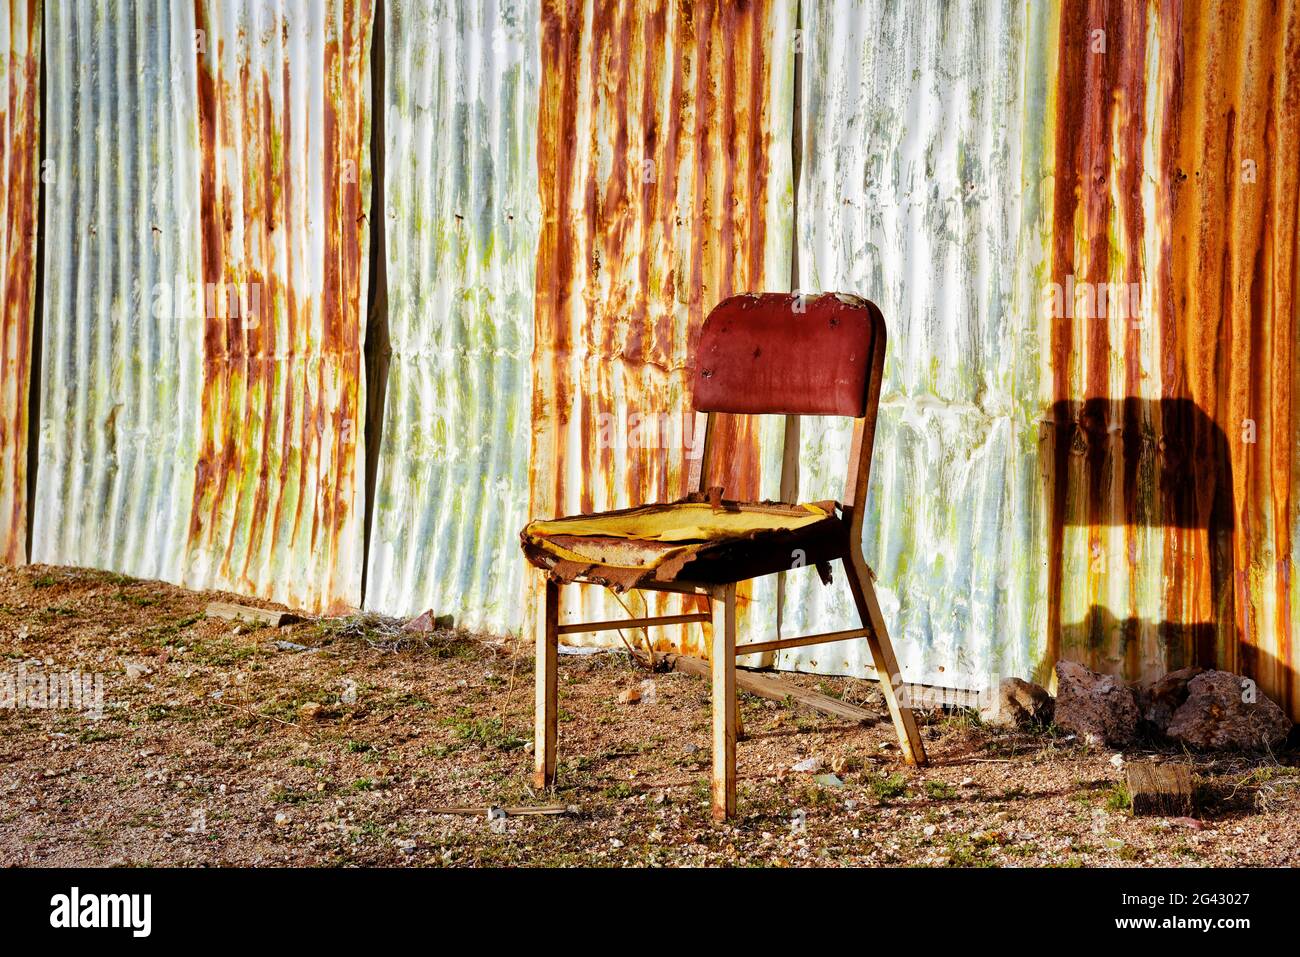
[691,293,886,417]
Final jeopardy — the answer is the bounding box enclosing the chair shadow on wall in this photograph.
[1043,397,1235,679]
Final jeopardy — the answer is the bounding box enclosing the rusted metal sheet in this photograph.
[34,2,372,614]
[782,0,1049,689]
[33,1,204,581]
[187,0,373,613]
[364,0,541,632]
[528,0,796,654]
[1044,0,1300,718]
[786,0,1300,721]
[0,0,39,564]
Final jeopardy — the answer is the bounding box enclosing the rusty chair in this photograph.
[520,292,926,819]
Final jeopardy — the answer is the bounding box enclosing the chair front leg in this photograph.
[533,575,559,789]
[710,583,738,819]
[843,553,927,766]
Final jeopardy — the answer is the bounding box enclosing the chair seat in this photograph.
[520,497,846,590]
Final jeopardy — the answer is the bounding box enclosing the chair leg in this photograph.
[844,555,928,766]
[710,583,738,820]
[533,575,559,789]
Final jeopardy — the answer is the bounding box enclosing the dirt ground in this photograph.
[1,564,1297,868]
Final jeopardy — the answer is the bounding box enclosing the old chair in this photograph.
[520,292,926,819]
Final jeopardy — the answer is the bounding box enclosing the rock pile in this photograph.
[1045,661,1292,750]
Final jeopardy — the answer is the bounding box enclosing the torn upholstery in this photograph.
[521,495,845,591]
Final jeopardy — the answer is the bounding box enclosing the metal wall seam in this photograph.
[364,0,542,632]
[0,0,39,564]
[33,1,202,582]
[528,0,796,654]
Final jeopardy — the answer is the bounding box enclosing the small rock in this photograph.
[396,838,417,854]
[813,773,844,788]
[274,812,290,827]
[124,662,153,683]
[1109,753,1125,769]
[637,679,657,705]
[403,610,454,633]
[1171,816,1203,831]
[789,809,806,834]
[923,824,937,837]
[340,680,358,706]
[1053,660,1140,746]
[404,610,434,632]
[790,756,822,774]
[979,676,1054,727]
[1165,671,1291,749]
[273,640,313,652]
[298,702,324,722]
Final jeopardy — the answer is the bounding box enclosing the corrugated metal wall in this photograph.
[33,1,372,614]
[528,0,796,654]
[33,0,202,581]
[187,0,373,612]
[1042,0,1299,716]
[364,0,540,632]
[784,0,1299,721]
[6,1,1299,719]
[0,0,39,564]
[781,0,1050,689]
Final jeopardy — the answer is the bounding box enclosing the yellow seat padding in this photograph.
[521,500,842,588]
[525,501,831,544]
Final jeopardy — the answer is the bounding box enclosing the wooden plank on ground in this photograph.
[1125,761,1195,817]
[205,601,292,627]
[667,654,877,725]
[428,805,570,817]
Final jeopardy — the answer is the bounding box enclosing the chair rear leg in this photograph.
[533,575,559,789]
[710,583,738,819]
[844,555,927,765]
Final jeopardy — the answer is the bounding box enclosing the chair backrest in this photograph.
[691,292,885,417]
[688,293,888,537]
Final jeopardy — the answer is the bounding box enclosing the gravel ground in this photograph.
[1,564,1296,867]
